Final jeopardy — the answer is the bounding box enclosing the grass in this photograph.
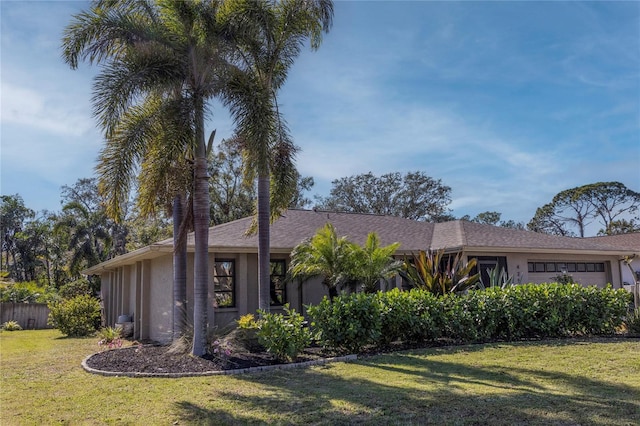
[1,330,639,425]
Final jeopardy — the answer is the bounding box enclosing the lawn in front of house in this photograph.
[1,329,639,425]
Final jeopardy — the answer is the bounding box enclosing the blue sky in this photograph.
[2,1,639,225]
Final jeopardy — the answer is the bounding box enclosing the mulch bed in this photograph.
[85,344,330,374]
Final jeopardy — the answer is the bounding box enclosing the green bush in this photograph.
[257,304,311,362]
[48,295,101,337]
[58,278,93,299]
[306,283,631,354]
[307,292,381,353]
[0,281,58,303]
[376,289,445,345]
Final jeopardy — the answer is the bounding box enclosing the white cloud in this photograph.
[2,83,94,137]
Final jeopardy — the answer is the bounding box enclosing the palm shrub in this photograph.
[351,233,401,293]
[256,305,311,362]
[48,295,101,337]
[307,292,381,353]
[401,249,480,296]
[289,223,359,299]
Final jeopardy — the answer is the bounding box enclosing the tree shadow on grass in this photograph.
[174,341,640,425]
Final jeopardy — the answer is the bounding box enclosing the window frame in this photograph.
[269,259,287,307]
[213,259,236,308]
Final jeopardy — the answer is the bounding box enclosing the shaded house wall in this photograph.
[99,252,328,344]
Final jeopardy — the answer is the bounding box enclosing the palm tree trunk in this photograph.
[257,174,271,314]
[192,102,210,357]
[172,194,187,341]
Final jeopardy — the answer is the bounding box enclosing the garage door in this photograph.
[527,261,608,286]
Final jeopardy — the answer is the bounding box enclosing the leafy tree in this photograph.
[209,136,257,225]
[460,211,525,230]
[351,233,401,293]
[209,136,316,224]
[289,223,357,300]
[599,219,640,236]
[62,0,226,356]
[528,182,640,237]
[290,174,315,210]
[463,211,501,225]
[1,195,35,279]
[219,0,334,313]
[315,171,452,221]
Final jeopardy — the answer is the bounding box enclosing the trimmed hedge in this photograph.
[307,283,631,353]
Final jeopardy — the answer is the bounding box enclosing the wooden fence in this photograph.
[0,303,52,329]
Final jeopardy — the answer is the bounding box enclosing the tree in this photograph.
[460,211,525,230]
[0,195,35,280]
[209,136,256,225]
[219,0,334,313]
[528,182,640,237]
[315,171,452,221]
[599,219,640,236]
[351,233,401,293]
[289,223,357,299]
[62,0,226,356]
[209,136,315,224]
[54,196,113,281]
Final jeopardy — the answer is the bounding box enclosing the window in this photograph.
[527,261,605,274]
[270,260,287,306]
[213,260,235,308]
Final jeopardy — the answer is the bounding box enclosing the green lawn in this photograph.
[1,330,639,425]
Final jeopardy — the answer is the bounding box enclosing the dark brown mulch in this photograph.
[85,344,329,374]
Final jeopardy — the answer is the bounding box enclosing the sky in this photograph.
[2,0,639,226]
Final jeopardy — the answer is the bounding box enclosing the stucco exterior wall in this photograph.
[467,252,623,288]
[147,256,173,343]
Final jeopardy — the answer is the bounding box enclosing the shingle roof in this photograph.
[88,210,638,274]
[169,209,435,252]
[588,233,640,251]
[165,209,635,254]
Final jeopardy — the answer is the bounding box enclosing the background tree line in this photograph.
[3,161,638,290]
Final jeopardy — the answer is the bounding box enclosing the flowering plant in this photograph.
[97,326,123,350]
[211,339,232,364]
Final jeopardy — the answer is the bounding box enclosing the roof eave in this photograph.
[82,244,172,275]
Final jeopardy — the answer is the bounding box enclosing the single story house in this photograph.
[83,209,640,344]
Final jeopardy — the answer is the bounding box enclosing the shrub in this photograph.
[97,326,122,350]
[375,289,445,346]
[0,281,58,303]
[48,295,101,337]
[257,304,311,362]
[625,308,640,336]
[2,320,23,331]
[59,278,93,299]
[307,292,381,353]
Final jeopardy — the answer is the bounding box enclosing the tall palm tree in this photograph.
[62,0,226,356]
[218,0,333,312]
[98,92,196,341]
